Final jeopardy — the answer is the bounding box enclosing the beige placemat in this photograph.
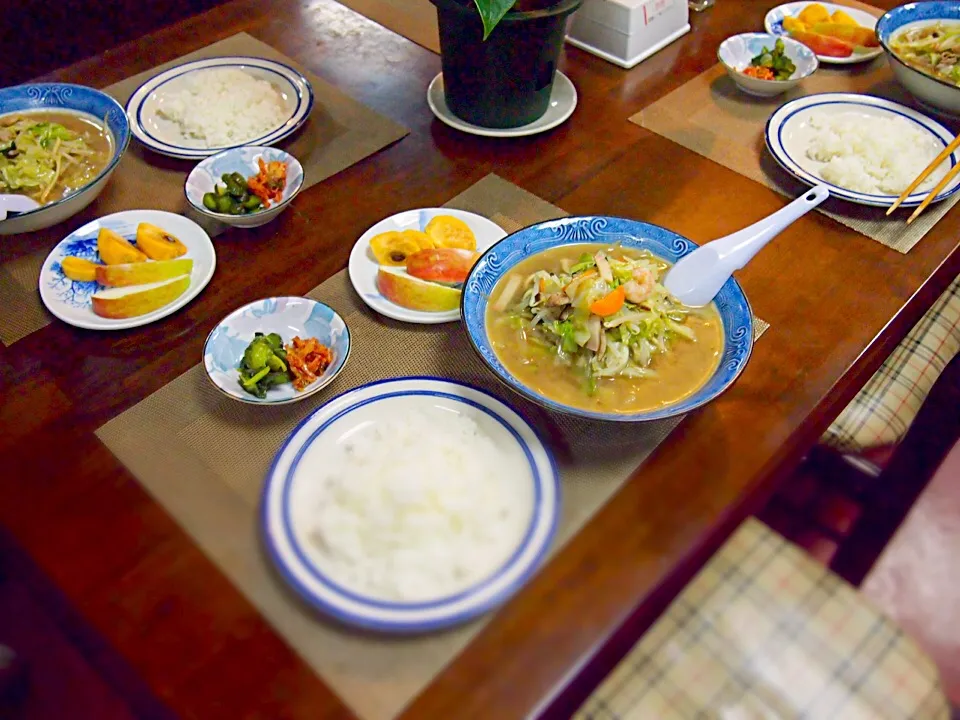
[631,1,958,255]
[0,32,408,346]
[97,174,769,720]
[336,0,440,53]
[576,518,950,720]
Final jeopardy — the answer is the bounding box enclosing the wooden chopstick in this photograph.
[887,132,960,219]
[906,160,960,224]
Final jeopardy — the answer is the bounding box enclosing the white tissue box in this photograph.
[566,0,691,69]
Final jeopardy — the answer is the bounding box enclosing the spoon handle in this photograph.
[714,184,830,270]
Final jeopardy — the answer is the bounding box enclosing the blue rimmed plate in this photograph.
[461,216,754,423]
[125,56,313,159]
[764,2,883,65]
[765,93,960,207]
[203,297,350,405]
[261,377,560,633]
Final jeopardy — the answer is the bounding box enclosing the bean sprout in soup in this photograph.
[486,243,724,414]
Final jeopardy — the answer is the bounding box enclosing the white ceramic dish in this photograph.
[185,145,304,229]
[125,56,313,159]
[38,210,216,330]
[203,297,350,405]
[718,33,819,97]
[877,2,960,118]
[765,92,960,207]
[427,72,577,138]
[765,2,883,65]
[348,208,507,324]
[261,376,560,632]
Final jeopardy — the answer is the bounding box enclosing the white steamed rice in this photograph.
[157,68,288,148]
[805,112,947,195]
[305,408,530,602]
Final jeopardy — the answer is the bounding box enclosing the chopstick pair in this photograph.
[887,133,960,224]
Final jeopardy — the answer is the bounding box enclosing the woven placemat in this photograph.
[576,518,949,719]
[0,32,408,346]
[336,0,440,53]
[631,1,958,255]
[97,174,769,720]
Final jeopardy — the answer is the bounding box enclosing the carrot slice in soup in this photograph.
[589,286,625,317]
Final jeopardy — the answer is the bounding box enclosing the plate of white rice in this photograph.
[765,92,960,207]
[126,56,313,159]
[262,377,560,632]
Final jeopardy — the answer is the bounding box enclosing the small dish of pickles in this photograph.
[184,145,303,229]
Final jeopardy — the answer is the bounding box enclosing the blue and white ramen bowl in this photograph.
[0,83,130,235]
[461,216,754,423]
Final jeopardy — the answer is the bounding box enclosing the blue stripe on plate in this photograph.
[261,378,560,632]
[767,97,960,205]
[126,56,314,157]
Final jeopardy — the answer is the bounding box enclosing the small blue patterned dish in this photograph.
[718,33,818,97]
[203,297,350,405]
[461,216,755,423]
[185,145,304,229]
[0,83,130,236]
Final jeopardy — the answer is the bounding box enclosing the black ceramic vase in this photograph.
[430,0,582,128]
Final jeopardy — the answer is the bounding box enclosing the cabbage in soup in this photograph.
[486,243,724,414]
[0,111,113,206]
[891,22,960,87]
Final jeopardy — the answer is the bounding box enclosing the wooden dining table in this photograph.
[2,0,958,718]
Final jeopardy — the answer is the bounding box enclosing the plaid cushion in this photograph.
[822,274,960,453]
[575,519,949,720]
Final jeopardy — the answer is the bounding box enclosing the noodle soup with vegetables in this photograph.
[0,111,113,206]
[486,243,724,414]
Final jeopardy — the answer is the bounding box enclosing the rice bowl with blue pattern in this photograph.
[203,297,350,405]
[261,376,560,632]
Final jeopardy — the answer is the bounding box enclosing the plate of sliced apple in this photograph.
[348,208,508,324]
[38,209,216,331]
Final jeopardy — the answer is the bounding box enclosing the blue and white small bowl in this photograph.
[879,2,960,118]
[185,146,303,229]
[261,376,560,632]
[718,33,818,97]
[0,83,130,236]
[203,297,350,405]
[462,216,754,423]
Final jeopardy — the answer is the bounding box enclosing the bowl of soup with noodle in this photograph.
[879,2,960,118]
[461,216,754,423]
[0,83,130,235]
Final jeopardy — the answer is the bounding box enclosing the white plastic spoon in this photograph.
[662,184,830,307]
[0,194,40,222]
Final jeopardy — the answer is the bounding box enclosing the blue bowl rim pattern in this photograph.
[201,295,352,405]
[183,144,305,219]
[460,215,755,423]
[259,375,562,633]
[0,83,131,221]
[877,2,960,95]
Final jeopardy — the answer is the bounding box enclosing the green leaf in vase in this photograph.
[474,0,517,39]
